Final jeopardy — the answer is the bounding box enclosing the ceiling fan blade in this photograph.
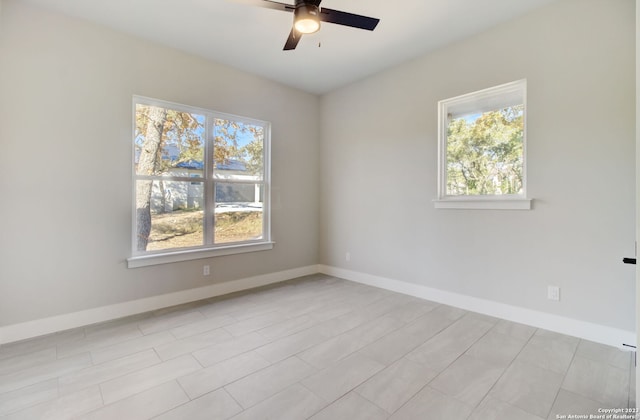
[283,28,302,50]
[230,0,294,13]
[319,7,380,31]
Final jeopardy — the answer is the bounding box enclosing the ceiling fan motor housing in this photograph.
[294,1,321,34]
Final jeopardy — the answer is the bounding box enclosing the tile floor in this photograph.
[0,274,635,419]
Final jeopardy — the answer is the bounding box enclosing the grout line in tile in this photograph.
[540,336,580,419]
[451,325,541,416]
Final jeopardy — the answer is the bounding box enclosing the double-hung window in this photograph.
[435,79,531,210]
[128,96,271,267]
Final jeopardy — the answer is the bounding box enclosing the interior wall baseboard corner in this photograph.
[318,264,635,350]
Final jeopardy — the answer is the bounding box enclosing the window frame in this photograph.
[127,96,273,268]
[434,79,532,210]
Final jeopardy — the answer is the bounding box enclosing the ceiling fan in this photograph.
[233,0,380,50]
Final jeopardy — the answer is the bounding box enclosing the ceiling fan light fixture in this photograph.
[294,4,320,34]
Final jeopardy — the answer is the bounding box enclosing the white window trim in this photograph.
[433,197,531,210]
[127,96,272,268]
[127,242,275,268]
[435,79,532,210]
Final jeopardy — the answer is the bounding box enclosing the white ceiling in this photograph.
[19,0,561,94]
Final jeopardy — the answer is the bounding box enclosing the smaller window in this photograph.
[435,79,531,210]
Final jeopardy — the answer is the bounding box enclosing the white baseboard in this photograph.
[3,264,634,350]
[319,265,636,350]
[0,265,320,345]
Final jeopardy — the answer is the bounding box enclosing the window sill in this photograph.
[127,241,275,268]
[433,198,532,210]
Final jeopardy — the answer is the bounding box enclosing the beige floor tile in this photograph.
[0,348,57,376]
[492,319,537,341]
[254,327,333,364]
[79,381,188,420]
[384,299,439,324]
[358,329,430,366]
[154,388,242,420]
[302,353,384,403]
[198,297,256,319]
[465,329,527,367]
[359,306,461,366]
[299,315,402,369]
[547,389,603,420]
[0,329,84,361]
[430,354,505,406]
[406,316,493,372]
[298,333,363,369]
[224,356,316,408]
[90,331,175,364]
[4,387,103,420]
[356,357,438,413]
[516,330,579,374]
[192,332,270,366]
[256,314,317,340]
[137,310,206,335]
[469,397,544,420]
[56,324,142,358]
[275,295,338,320]
[304,299,356,323]
[488,360,564,418]
[309,392,388,420]
[575,339,632,370]
[230,384,326,420]
[178,351,270,399]
[0,353,92,394]
[224,311,290,337]
[154,327,233,360]
[399,308,461,342]
[99,354,201,404]
[561,355,630,407]
[59,348,161,395]
[225,303,286,323]
[347,315,405,344]
[0,379,58,416]
[169,314,236,339]
[389,386,473,420]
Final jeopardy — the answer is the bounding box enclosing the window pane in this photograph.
[446,105,524,196]
[214,182,263,244]
[214,119,264,181]
[135,180,204,251]
[135,104,205,177]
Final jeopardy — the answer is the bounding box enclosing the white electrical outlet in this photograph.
[203,265,210,276]
[547,286,560,301]
[345,252,351,262]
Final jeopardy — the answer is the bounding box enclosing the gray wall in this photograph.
[0,0,320,326]
[320,0,636,332]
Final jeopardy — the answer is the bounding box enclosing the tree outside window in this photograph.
[446,104,524,196]
[436,80,530,210]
